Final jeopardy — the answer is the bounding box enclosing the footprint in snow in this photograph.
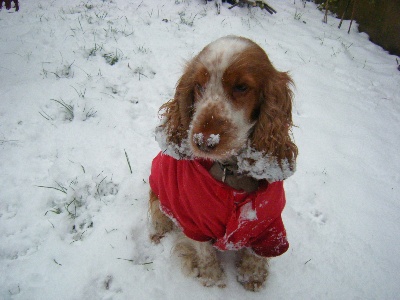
[310,209,327,225]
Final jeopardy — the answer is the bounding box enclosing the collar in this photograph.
[210,158,259,193]
[217,158,238,182]
[156,125,296,183]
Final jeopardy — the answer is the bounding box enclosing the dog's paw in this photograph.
[149,219,174,243]
[237,274,266,292]
[236,250,269,292]
[199,276,226,288]
[197,264,226,288]
[174,238,226,288]
[149,214,174,244]
[149,195,174,244]
[149,232,164,244]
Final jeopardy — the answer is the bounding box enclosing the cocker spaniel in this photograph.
[148,35,297,291]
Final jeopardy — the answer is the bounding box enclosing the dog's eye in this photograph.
[232,84,249,99]
[233,84,248,93]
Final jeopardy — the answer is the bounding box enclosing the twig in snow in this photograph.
[323,0,329,23]
[228,0,277,14]
[36,185,67,194]
[348,0,357,34]
[0,139,19,145]
[124,149,133,174]
[338,0,351,29]
[117,258,153,265]
[53,259,62,266]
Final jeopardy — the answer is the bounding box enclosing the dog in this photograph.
[148,35,297,291]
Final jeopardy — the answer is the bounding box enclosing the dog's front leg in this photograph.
[174,233,226,288]
[236,248,269,292]
[148,189,174,243]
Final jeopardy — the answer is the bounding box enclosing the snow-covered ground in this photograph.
[1,0,399,299]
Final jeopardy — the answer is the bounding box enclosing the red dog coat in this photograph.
[149,152,289,257]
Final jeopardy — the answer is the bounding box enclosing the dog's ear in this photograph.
[250,70,297,170]
[159,60,196,147]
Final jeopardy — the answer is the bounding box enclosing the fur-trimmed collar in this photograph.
[155,126,295,183]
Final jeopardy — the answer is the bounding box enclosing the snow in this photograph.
[193,132,205,145]
[236,144,295,181]
[192,132,220,147]
[155,125,192,159]
[239,202,257,221]
[0,0,399,299]
[207,134,220,147]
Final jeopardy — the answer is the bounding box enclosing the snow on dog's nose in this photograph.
[193,133,220,152]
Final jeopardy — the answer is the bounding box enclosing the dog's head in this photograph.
[158,36,297,179]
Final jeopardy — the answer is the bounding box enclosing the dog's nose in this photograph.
[193,133,220,152]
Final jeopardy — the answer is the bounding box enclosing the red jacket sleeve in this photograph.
[250,216,289,257]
